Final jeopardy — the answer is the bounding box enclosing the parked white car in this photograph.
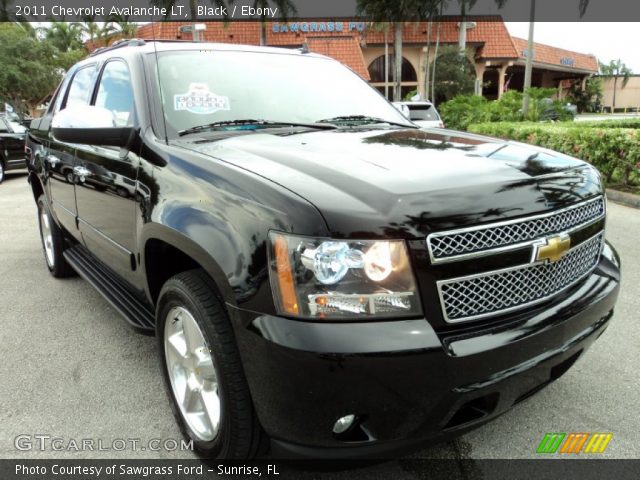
[393,101,444,128]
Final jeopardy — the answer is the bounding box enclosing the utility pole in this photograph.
[522,0,536,116]
[384,27,389,100]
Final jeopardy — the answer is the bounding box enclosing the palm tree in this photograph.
[108,14,139,39]
[252,0,296,46]
[363,22,392,98]
[80,16,116,48]
[457,0,507,53]
[600,59,633,112]
[43,21,84,52]
[358,0,439,101]
[18,21,42,39]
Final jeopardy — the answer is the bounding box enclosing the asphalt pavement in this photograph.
[1,171,638,474]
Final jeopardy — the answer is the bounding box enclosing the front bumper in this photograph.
[229,242,620,459]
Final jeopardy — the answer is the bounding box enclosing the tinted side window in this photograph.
[95,61,135,127]
[64,66,96,109]
[50,72,74,115]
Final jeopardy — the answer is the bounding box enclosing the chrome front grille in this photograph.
[427,196,605,263]
[438,233,604,323]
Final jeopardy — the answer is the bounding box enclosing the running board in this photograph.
[64,245,155,335]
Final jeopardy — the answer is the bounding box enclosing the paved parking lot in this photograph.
[1,171,638,472]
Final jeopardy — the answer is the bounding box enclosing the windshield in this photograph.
[7,120,27,133]
[408,105,439,121]
[155,50,411,136]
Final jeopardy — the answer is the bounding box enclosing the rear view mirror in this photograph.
[52,105,136,148]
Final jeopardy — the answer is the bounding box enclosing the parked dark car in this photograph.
[26,40,620,459]
[540,98,578,121]
[0,113,28,183]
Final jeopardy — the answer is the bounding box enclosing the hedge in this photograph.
[468,122,640,185]
[570,118,640,129]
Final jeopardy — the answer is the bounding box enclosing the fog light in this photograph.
[332,414,356,434]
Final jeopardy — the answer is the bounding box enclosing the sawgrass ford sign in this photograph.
[272,21,367,33]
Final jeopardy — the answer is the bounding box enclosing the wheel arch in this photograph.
[140,223,236,310]
[28,171,45,203]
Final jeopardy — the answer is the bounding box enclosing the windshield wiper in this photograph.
[316,115,415,128]
[178,119,337,136]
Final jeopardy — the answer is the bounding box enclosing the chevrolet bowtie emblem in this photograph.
[534,234,571,263]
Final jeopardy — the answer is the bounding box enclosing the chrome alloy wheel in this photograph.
[164,306,221,442]
[39,210,55,268]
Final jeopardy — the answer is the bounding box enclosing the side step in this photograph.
[64,245,155,335]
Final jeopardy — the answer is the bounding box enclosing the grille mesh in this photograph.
[439,233,604,322]
[428,197,605,261]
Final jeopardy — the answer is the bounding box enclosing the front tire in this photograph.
[157,269,264,458]
[37,195,75,278]
[0,159,5,184]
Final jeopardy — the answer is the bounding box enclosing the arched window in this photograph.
[368,55,417,83]
[368,55,418,99]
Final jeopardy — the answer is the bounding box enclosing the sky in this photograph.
[505,22,639,73]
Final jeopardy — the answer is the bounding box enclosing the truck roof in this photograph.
[88,38,320,60]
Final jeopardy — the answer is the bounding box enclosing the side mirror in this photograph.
[52,105,136,148]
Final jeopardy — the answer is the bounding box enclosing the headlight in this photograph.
[268,232,422,320]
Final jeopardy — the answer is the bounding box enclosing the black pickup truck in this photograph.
[26,40,620,459]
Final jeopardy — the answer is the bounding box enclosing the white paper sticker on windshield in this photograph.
[174,84,230,115]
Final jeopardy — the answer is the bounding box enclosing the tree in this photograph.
[42,21,84,52]
[0,24,62,115]
[358,0,439,101]
[39,21,88,70]
[0,0,12,21]
[252,0,296,46]
[567,77,603,113]
[363,22,392,98]
[457,0,507,53]
[600,59,632,112]
[80,16,117,48]
[431,46,475,104]
[18,22,42,39]
[108,14,139,39]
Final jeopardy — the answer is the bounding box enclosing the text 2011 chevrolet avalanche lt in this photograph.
[26,40,620,459]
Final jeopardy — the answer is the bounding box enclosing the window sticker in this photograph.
[174,83,230,114]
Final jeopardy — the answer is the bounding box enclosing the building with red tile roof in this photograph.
[126,18,598,101]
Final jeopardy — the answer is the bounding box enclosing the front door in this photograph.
[74,60,139,285]
[47,64,99,234]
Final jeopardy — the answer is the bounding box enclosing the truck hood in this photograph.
[176,127,602,238]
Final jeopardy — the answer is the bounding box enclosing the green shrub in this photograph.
[469,122,640,186]
[440,88,574,130]
[566,77,603,113]
[487,91,524,122]
[439,95,491,131]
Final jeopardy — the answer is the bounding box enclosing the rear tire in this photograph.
[37,194,75,278]
[0,159,5,184]
[157,269,265,458]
